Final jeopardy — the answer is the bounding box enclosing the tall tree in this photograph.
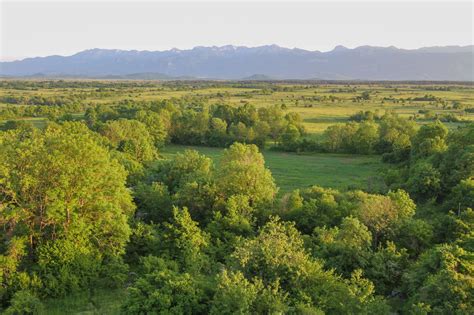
[216,143,277,205]
[0,122,134,298]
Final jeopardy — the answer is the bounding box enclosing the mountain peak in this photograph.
[1,45,472,81]
[332,45,349,52]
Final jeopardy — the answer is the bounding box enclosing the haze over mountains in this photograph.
[1,45,473,81]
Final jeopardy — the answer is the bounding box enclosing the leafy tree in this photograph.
[284,112,305,135]
[311,216,372,276]
[216,143,277,205]
[125,222,161,264]
[134,182,172,223]
[100,119,157,162]
[229,122,254,144]
[121,256,206,314]
[171,109,209,145]
[411,120,448,159]
[231,217,389,313]
[446,179,474,213]
[148,150,216,222]
[235,103,259,127]
[207,117,228,147]
[394,219,434,257]
[438,124,474,192]
[150,150,213,194]
[210,270,288,315]
[231,217,313,287]
[135,110,168,147]
[353,121,379,154]
[402,244,473,314]
[323,123,356,152]
[159,207,210,272]
[3,290,43,315]
[366,242,409,296]
[206,195,256,260]
[354,190,415,245]
[253,121,271,148]
[0,122,134,299]
[406,161,442,200]
[173,180,218,224]
[0,120,34,132]
[377,113,417,162]
[280,124,301,151]
[436,209,474,250]
[282,186,355,233]
[258,105,286,141]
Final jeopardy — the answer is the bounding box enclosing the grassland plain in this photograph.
[161,144,383,193]
[1,82,473,135]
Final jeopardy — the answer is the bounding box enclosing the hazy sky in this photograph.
[1,0,472,61]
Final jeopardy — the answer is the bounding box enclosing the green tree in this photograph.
[0,122,134,298]
[3,290,44,315]
[366,242,409,295]
[150,150,213,194]
[171,109,209,145]
[354,190,415,245]
[160,207,210,272]
[311,216,372,276]
[121,256,206,314]
[100,119,157,162]
[282,186,354,233]
[411,120,448,158]
[280,124,301,151]
[134,182,172,223]
[406,161,442,200]
[231,217,389,313]
[402,244,473,314]
[206,195,256,260]
[377,112,417,161]
[216,143,277,205]
[135,110,168,147]
[210,270,288,315]
[353,121,379,154]
[207,117,228,147]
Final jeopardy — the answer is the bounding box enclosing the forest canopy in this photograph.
[0,81,472,314]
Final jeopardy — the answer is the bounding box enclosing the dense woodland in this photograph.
[0,81,473,314]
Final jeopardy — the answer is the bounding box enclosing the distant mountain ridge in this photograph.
[1,45,473,81]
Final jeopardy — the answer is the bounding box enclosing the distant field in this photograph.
[161,144,383,193]
[2,82,473,136]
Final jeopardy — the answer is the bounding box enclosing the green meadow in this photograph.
[161,144,383,193]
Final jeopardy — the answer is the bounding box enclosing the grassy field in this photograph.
[161,144,383,193]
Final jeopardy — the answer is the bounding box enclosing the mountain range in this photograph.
[1,45,473,81]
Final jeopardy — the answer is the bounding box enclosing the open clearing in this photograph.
[161,144,383,193]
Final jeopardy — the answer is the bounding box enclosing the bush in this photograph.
[3,290,44,315]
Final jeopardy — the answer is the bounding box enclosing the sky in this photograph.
[1,0,472,61]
